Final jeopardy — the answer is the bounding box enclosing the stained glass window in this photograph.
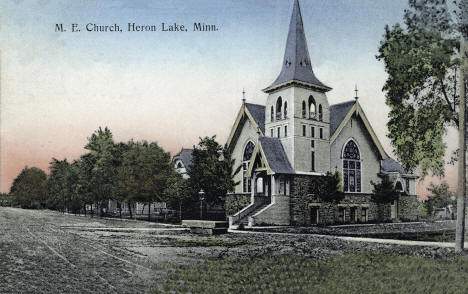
[343,140,361,192]
[242,141,255,193]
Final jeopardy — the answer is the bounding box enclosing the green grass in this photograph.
[156,251,468,294]
[166,238,250,248]
[369,231,455,242]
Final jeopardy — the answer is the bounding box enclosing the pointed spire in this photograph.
[264,0,330,93]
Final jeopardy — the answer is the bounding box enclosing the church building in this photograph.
[225,0,420,227]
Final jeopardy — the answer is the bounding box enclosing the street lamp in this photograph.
[198,189,205,220]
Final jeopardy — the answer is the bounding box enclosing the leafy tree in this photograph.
[316,172,344,203]
[371,176,400,204]
[111,142,130,218]
[377,0,461,177]
[188,136,240,206]
[47,158,71,211]
[423,182,456,216]
[74,153,97,216]
[116,140,172,220]
[377,0,468,250]
[85,127,117,216]
[10,167,47,209]
[0,193,12,207]
[371,176,400,221]
[163,169,192,221]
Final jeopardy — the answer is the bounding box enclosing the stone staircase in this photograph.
[237,204,270,226]
[229,196,270,229]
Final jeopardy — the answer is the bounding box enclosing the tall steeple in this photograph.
[264,0,330,93]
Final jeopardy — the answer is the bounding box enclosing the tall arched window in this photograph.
[302,101,306,118]
[284,101,288,118]
[242,141,255,193]
[276,97,283,120]
[270,106,274,122]
[343,140,361,192]
[318,105,323,121]
[308,96,316,119]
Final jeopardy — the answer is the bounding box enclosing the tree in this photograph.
[316,172,344,203]
[423,182,456,217]
[163,169,192,221]
[116,140,172,221]
[188,136,240,206]
[47,158,71,211]
[371,176,400,221]
[112,142,130,218]
[377,0,468,250]
[0,193,12,207]
[10,167,47,209]
[74,153,97,216]
[85,127,117,216]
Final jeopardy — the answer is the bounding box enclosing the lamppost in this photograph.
[198,189,205,220]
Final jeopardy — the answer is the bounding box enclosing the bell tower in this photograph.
[263,0,331,173]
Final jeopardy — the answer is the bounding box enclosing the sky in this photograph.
[0,0,459,197]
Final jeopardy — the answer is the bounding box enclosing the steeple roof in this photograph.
[264,0,330,93]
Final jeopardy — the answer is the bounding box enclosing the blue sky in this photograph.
[0,0,457,195]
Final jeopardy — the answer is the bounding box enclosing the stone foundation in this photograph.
[290,175,415,226]
[398,194,421,221]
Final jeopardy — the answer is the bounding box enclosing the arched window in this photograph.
[270,106,274,122]
[256,177,264,194]
[284,101,288,118]
[318,105,323,121]
[242,141,255,193]
[308,96,316,119]
[302,101,306,118]
[395,181,403,192]
[276,97,282,120]
[343,140,361,192]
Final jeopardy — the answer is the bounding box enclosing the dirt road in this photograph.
[0,207,191,293]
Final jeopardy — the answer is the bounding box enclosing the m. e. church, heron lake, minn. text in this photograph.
[54,22,219,33]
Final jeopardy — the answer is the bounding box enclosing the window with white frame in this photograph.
[242,141,255,193]
[343,140,361,192]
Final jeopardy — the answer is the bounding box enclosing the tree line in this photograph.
[6,127,237,221]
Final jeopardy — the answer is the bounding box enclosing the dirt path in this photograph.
[0,207,185,293]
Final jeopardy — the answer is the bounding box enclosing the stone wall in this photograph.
[398,194,421,221]
[225,193,251,216]
[291,175,394,225]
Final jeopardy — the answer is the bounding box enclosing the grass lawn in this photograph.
[156,251,468,294]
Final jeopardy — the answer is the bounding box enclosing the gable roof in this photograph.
[172,148,193,171]
[330,100,355,135]
[381,158,408,174]
[264,0,330,93]
[330,100,389,160]
[226,103,265,149]
[245,103,265,134]
[247,136,294,176]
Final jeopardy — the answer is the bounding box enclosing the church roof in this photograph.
[264,0,330,93]
[172,148,193,171]
[330,100,356,135]
[245,103,265,134]
[381,158,408,174]
[258,137,295,174]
